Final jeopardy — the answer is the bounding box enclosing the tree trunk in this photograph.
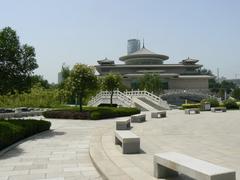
[79,93,83,112]
[110,90,113,106]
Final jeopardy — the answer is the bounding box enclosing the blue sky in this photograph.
[1,0,240,83]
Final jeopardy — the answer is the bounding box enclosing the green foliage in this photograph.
[209,78,237,97]
[89,107,140,120]
[65,64,98,111]
[0,27,38,94]
[200,97,219,107]
[102,73,122,105]
[182,103,200,109]
[139,73,162,95]
[0,119,51,150]
[232,88,240,100]
[43,107,140,120]
[199,68,213,75]
[0,85,63,108]
[236,102,240,107]
[223,99,239,109]
[209,78,221,93]
[221,80,236,94]
[30,75,50,89]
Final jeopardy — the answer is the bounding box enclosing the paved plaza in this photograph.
[0,119,112,180]
[0,110,240,179]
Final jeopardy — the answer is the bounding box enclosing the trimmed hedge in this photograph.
[0,119,51,150]
[43,107,140,120]
[182,103,200,109]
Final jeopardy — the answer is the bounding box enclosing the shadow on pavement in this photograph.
[0,129,66,159]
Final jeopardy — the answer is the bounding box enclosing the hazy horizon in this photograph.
[1,0,240,83]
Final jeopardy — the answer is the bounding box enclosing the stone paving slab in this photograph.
[90,110,240,180]
[0,118,113,180]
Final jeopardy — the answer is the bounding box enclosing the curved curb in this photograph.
[0,130,50,156]
[89,126,132,180]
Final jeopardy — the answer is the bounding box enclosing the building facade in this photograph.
[96,40,212,90]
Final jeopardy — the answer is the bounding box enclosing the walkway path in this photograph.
[0,118,112,180]
[92,110,240,180]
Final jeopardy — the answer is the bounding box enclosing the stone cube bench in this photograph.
[185,108,200,114]
[151,111,167,118]
[154,152,235,180]
[131,114,146,123]
[211,107,227,112]
[115,130,140,154]
[116,119,131,130]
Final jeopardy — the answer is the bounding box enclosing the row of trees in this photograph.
[58,63,165,111]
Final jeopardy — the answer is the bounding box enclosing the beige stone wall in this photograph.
[168,78,209,89]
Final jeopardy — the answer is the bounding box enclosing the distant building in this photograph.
[96,40,213,90]
[58,72,63,84]
[127,39,140,54]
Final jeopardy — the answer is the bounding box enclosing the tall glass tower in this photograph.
[127,39,140,54]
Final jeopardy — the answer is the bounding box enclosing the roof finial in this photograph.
[142,38,145,48]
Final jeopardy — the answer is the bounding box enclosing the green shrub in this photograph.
[200,98,219,107]
[182,103,200,109]
[223,99,239,109]
[237,102,240,107]
[43,110,90,119]
[0,119,51,150]
[43,107,140,120]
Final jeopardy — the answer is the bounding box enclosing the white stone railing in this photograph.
[88,90,132,107]
[162,89,210,96]
[124,90,170,109]
[88,90,170,109]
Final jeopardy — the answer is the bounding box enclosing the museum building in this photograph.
[95,40,212,90]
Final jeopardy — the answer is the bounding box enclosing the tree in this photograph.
[220,80,236,94]
[30,75,50,89]
[0,27,38,94]
[139,73,162,95]
[65,64,97,112]
[232,88,240,100]
[199,68,213,75]
[102,73,122,105]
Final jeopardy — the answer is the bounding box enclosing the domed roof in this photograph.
[130,47,156,55]
[97,57,114,65]
[119,47,169,62]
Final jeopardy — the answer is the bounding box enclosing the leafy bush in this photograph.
[200,97,219,107]
[0,119,51,150]
[43,107,140,120]
[182,103,200,109]
[237,102,240,107]
[223,99,239,109]
[0,85,63,108]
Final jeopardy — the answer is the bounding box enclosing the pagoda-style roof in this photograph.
[97,57,114,65]
[181,57,199,65]
[119,47,169,62]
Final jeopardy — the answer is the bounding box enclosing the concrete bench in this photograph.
[151,111,166,118]
[131,114,146,123]
[116,119,131,130]
[154,152,235,180]
[185,108,200,114]
[211,107,227,112]
[115,130,140,154]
